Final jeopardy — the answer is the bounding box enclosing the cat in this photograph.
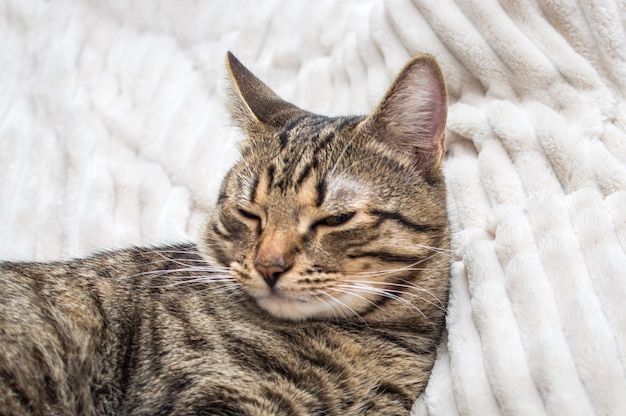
[0,52,450,415]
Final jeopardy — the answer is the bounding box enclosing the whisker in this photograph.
[151,257,219,265]
[347,280,446,311]
[349,252,446,278]
[325,286,378,312]
[148,248,199,255]
[128,266,229,280]
[352,265,448,278]
[334,283,431,322]
[413,243,455,256]
[149,250,225,270]
[145,254,229,269]
[142,274,241,296]
[148,275,236,287]
[316,290,367,324]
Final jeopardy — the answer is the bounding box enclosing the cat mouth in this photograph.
[253,286,356,320]
[256,289,311,304]
[231,264,363,320]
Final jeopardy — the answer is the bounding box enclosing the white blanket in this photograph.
[1,0,625,414]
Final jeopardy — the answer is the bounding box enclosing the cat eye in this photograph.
[237,208,261,222]
[319,212,355,227]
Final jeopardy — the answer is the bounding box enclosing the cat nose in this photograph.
[254,261,286,288]
[255,234,293,288]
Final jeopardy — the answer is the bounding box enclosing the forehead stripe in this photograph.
[279,114,309,148]
[267,165,275,188]
[315,179,326,207]
[295,162,314,187]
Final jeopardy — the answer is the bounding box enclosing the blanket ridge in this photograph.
[1,1,624,415]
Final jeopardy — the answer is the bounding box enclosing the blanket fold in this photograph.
[1,0,624,414]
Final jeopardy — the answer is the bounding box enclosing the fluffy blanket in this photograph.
[2,0,625,414]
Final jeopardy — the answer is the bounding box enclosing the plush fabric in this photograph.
[1,0,625,414]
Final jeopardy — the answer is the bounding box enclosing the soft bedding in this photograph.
[1,1,625,414]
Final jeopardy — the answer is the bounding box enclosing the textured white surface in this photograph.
[1,0,625,414]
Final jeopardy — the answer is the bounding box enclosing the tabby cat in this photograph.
[0,52,450,415]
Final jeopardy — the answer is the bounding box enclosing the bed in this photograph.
[1,0,625,414]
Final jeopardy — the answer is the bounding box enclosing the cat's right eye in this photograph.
[237,208,261,222]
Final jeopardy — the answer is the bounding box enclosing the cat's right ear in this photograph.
[226,52,304,132]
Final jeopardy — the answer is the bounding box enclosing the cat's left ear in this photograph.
[225,52,305,133]
[361,55,448,176]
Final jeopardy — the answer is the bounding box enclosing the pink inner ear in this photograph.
[373,59,447,172]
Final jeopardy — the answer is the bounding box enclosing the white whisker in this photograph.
[143,274,242,297]
[348,280,446,311]
[325,286,378,313]
[149,250,224,271]
[349,251,446,279]
[334,283,431,322]
[316,290,367,324]
[129,266,228,280]
[150,276,235,287]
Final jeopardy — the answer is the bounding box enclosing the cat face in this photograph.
[201,53,449,321]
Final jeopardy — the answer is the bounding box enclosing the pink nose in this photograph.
[254,262,286,288]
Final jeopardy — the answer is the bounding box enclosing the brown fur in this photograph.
[0,53,450,415]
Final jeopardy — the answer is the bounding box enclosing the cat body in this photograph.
[0,53,450,415]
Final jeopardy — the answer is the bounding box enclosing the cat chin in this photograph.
[255,293,360,321]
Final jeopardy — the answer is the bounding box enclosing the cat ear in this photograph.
[362,55,448,175]
[226,52,304,131]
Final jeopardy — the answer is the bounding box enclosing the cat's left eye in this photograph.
[319,212,355,227]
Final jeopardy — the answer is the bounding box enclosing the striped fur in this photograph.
[0,53,450,415]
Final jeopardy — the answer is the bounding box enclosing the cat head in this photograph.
[200,52,449,322]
